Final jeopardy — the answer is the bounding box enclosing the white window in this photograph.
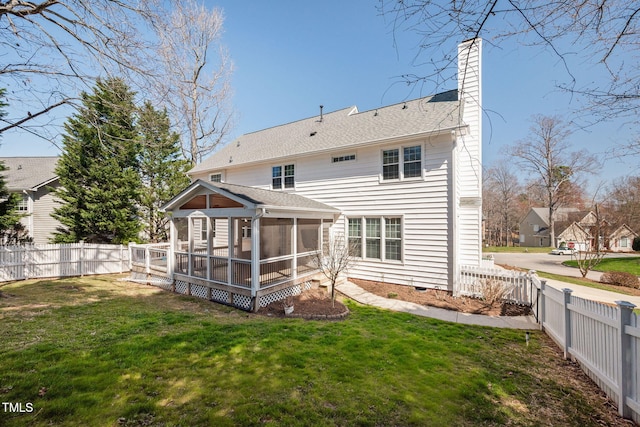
[382,145,422,181]
[620,236,628,247]
[17,194,29,212]
[348,217,402,262]
[210,173,222,183]
[272,164,294,190]
[332,154,356,163]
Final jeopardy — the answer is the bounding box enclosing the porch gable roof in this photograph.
[162,180,340,214]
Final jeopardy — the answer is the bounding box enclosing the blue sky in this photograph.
[1,0,636,193]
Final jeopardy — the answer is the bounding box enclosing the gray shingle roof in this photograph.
[0,157,59,191]
[191,90,461,173]
[163,180,340,213]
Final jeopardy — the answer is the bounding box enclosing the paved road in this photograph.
[489,252,603,281]
[488,252,640,306]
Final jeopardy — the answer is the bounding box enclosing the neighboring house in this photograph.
[608,224,638,253]
[519,207,580,247]
[160,39,483,311]
[522,207,636,252]
[0,157,61,244]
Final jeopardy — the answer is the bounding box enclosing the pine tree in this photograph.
[52,78,143,243]
[138,101,190,242]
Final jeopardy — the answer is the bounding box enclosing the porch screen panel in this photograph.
[211,218,228,257]
[297,219,321,253]
[233,218,252,260]
[175,218,189,252]
[260,218,292,259]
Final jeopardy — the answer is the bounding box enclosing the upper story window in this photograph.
[17,193,29,212]
[210,173,222,183]
[382,145,422,181]
[272,164,295,190]
[332,154,356,163]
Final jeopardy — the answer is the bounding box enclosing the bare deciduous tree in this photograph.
[379,1,640,124]
[484,160,522,246]
[0,0,160,136]
[604,176,640,235]
[509,115,598,246]
[314,231,358,308]
[154,0,234,164]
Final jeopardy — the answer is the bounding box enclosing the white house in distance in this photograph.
[161,39,483,311]
[0,157,61,244]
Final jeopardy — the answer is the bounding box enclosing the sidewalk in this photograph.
[336,281,540,330]
[541,278,640,306]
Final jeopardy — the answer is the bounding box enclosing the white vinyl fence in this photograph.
[538,281,639,423]
[458,265,536,306]
[0,243,129,282]
[459,264,639,423]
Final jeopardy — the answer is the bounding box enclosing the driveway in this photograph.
[488,251,640,306]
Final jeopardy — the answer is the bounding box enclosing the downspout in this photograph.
[451,131,459,296]
[250,208,267,311]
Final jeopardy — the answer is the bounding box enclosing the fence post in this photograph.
[615,300,636,419]
[79,241,85,277]
[539,279,546,329]
[145,245,151,275]
[562,288,573,359]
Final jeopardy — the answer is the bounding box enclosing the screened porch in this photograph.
[162,180,339,311]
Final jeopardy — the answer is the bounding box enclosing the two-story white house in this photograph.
[161,39,483,311]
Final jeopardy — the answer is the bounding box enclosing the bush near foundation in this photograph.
[600,271,640,288]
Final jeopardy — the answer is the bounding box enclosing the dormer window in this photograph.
[209,173,222,183]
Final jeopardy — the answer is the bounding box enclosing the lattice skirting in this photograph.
[128,274,311,312]
[258,281,312,308]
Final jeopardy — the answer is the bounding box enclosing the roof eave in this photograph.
[189,124,464,175]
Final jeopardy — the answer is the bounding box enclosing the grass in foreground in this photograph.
[0,276,626,426]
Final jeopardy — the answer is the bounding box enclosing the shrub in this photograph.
[479,278,513,305]
[633,236,640,252]
[601,271,640,288]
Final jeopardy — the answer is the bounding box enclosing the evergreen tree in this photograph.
[52,78,143,243]
[138,101,190,242]
[0,90,32,244]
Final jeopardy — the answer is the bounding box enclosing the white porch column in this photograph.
[168,218,175,279]
[250,215,261,310]
[292,218,298,281]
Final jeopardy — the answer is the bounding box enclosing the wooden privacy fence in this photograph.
[0,243,129,282]
[538,282,639,422]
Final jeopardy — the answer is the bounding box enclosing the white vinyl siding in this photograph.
[191,132,456,290]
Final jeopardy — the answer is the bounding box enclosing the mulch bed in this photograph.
[351,278,532,317]
[257,288,349,320]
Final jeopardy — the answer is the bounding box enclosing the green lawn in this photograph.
[0,276,624,426]
[563,256,640,275]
